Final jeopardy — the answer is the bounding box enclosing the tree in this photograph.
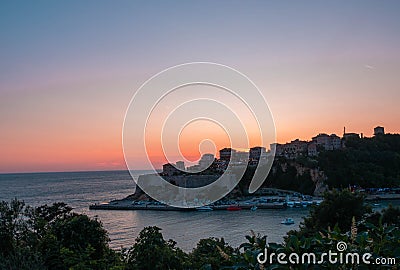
[189,237,234,269]
[43,213,122,269]
[0,199,26,255]
[0,199,44,269]
[319,134,400,188]
[0,199,123,270]
[124,226,188,270]
[287,190,370,239]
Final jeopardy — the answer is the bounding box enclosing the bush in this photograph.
[124,226,188,270]
[189,237,234,269]
[0,199,122,270]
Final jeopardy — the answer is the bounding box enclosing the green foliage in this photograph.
[0,199,27,255]
[2,198,399,269]
[287,190,370,239]
[237,134,400,194]
[319,134,400,188]
[365,204,400,229]
[0,247,44,270]
[124,226,188,270]
[234,162,316,196]
[265,161,316,195]
[224,199,400,269]
[0,199,122,270]
[189,237,234,269]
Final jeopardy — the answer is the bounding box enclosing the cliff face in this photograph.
[126,161,328,202]
[309,168,329,196]
[125,173,237,202]
[291,162,328,196]
[257,159,317,196]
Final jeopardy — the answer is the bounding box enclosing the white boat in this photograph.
[250,205,257,211]
[281,218,295,225]
[286,201,295,208]
[196,206,213,211]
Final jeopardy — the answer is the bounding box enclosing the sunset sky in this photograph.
[1,1,400,173]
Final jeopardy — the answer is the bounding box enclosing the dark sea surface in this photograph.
[0,170,397,251]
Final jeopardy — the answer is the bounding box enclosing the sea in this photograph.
[0,170,397,252]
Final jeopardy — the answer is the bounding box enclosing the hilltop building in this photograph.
[162,163,181,176]
[342,127,360,140]
[232,151,249,163]
[307,143,318,157]
[271,133,342,159]
[176,161,185,171]
[163,125,388,173]
[271,139,308,159]
[199,153,215,170]
[312,133,341,150]
[374,126,385,136]
[249,146,267,161]
[219,148,236,161]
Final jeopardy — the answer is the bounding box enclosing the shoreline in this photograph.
[365,193,400,201]
[89,202,287,211]
[89,193,400,211]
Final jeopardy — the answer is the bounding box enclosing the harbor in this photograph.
[89,191,400,211]
[89,195,324,211]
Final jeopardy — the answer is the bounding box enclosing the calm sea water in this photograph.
[0,170,397,252]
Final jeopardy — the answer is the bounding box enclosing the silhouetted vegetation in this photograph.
[265,161,316,195]
[1,193,399,269]
[242,134,400,195]
[319,134,400,188]
[124,226,187,270]
[0,199,123,270]
[234,162,316,196]
[286,190,370,239]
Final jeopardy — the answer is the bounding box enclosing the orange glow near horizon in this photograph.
[1,1,400,173]
[1,121,399,173]
[1,95,399,174]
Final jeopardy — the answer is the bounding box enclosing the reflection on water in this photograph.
[100,208,308,251]
[1,170,399,252]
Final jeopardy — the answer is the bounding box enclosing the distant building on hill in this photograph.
[307,143,318,157]
[271,133,344,159]
[219,148,236,161]
[343,133,360,139]
[289,139,309,153]
[199,153,215,170]
[312,133,341,151]
[374,126,385,136]
[270,139,308,159]
[342,127,360,141]
[162,163,180,176]
[175,161,185,171]
[232,151,249,163]
[249,146,266,160]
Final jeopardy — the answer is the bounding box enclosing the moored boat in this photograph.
[227,205,242,211]
[286,201,295,208]
[196,206,213,211]
[281,218,295,225]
